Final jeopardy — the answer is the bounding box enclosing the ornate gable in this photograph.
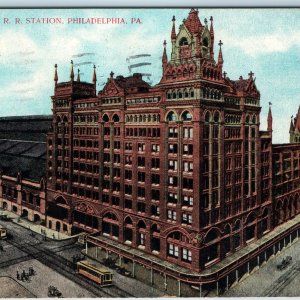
[102,78,123,96]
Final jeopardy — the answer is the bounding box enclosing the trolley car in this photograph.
[0,225,7,239]
[77,260,113,286]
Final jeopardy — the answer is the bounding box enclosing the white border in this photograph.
[1,0,300,7]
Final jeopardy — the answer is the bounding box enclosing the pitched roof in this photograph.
[184,9,203,34]
[115,74,150,89]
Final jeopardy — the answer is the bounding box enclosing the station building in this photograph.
[1,8,300,297]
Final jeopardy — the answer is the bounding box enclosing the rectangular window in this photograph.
[138,157,145,167]
[137,172,145,182]
[125,143,133,151]
[168,243,179,257]
[125,155,132,165]
[168,193,178,204]
[137,187,145,198]
[168,144,178,154]
[182,213,192,224]
[139,233,145,245]
[183,195,193,206]
[151,158,160,169]
[151,174,160,185]
[168,160,178,171]
[183,144,193,155]
[168,127,178,138]
[151,144,160,152]
[138,143,146,152]
[168,176,178,187]
[167,210,177,220]
[137,202,146,212]
[182,248,192,262]
[183,161,193,172]
[183,128,193,139]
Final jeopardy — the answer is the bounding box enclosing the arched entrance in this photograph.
[22,209,28,219]
[34,214,41,223]
[2,202,7,210]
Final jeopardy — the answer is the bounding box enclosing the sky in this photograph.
[0,8,299,143]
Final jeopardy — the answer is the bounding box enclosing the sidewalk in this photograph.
[0,208,69,240]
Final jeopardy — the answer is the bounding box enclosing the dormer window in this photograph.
[179,37,188,46]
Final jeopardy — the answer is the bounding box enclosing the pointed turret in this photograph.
[162,40,168,65]
[92,65,97,84]
[54,64,58,85]
[70,60,74,82]
[77,69,80,82]
[218,40,223,65]
[290,116,295,132]
[267,102,273,133]
[171,16,176,40]
[210,16,214,59]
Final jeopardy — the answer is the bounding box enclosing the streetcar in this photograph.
[0,225,7,239]
[77,260,113,286]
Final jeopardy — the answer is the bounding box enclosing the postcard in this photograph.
[0,7,299,298]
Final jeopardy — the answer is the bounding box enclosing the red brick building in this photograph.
[45,8,276,273]
[36,9,300,296]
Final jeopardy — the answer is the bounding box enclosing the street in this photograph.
[224,235,300,297]
[0,218,164,298]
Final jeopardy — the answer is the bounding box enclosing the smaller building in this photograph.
[289,106,300,143]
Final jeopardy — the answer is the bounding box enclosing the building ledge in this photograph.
[87,213,300,284]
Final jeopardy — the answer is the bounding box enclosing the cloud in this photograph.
[220,30,300,57]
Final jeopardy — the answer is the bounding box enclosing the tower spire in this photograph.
[267,102,273,132]
[171,16,176,40]
[92,65,97,84]
[290,115,295,132]
[218,40,224,65]
[70,60,74,82]
[77,69,80,82]
[210,16,214,59]
[162,40,168,65]
[54,64,58,85]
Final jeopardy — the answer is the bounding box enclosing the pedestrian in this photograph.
[16,271,20,280]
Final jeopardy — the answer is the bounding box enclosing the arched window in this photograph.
[189,88,194,98]
[181,111,193,121]
[102,114,109,122]
[112,114,120,123]
[203,37,209,47]
[137,220,146,246]
[167,91,172,100]
[166,111,177,122]
[179,37,188,46]
[205,111,211,123]
[214,112,220,123]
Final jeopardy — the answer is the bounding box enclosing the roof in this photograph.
[0,139,46,182]
[115,74,150,90]
[0,115,51,142]
[184,9,203,34]
[230,78,249,92]
[77,260,112,274]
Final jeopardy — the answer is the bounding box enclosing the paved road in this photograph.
[0,219,134,298]
[224,236,300,297]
